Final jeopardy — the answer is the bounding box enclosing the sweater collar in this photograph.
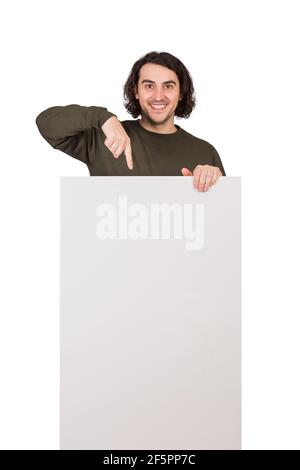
[136,119,182,137]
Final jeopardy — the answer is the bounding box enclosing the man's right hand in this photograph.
[101,116,133,170]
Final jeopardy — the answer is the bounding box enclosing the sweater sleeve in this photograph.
[35,104,116,164]
[210,144,226,176]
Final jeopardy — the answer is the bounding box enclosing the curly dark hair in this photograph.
[123,51,196,119]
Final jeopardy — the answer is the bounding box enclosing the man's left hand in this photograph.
[181,165,222,192]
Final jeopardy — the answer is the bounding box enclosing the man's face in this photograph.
[134,63,181,125]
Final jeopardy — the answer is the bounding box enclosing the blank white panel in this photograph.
[60,176,241,450]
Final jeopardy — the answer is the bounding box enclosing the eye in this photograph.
[145,84,153,89]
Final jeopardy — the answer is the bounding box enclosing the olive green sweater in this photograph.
[36,104,226,176]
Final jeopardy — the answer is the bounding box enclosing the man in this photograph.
[36,51,226,192]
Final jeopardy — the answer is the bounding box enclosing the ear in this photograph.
[134,85,139,100]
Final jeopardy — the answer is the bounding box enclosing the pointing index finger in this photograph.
[124,141,133,170]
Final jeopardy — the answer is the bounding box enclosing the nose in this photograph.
[153,86,164,101]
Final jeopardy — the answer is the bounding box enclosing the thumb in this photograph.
[181,167,193,176]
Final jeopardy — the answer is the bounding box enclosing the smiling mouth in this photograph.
[150,104,168,111]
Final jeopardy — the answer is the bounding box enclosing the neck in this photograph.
[139,115,177,134]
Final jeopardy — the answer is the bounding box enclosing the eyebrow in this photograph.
[141,79,177,85]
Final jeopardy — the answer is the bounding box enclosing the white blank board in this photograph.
[60,176,241,450]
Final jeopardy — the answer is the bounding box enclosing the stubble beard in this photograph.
[141,106,175,127]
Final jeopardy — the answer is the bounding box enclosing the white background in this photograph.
[0,0,299,450]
